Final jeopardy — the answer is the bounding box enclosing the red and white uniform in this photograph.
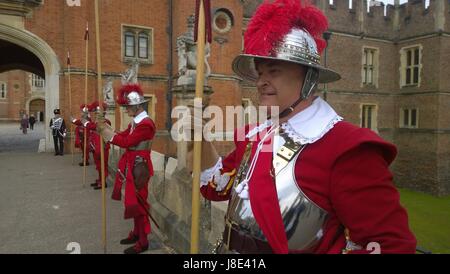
[201,97,416,254]
[110,111,155,248]
[84,118,111,185]
[72,117,91,164]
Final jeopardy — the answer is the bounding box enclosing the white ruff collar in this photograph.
[134,111,149,124]
[281,97,343,144]
[246,97,343,145]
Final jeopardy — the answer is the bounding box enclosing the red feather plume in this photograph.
[87,102,97,112]
[117,84,143,105]
[90,101,107,110]
[244,0,328,56]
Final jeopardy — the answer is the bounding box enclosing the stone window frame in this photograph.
[31,73,45,89]
[360,103,378,133]
[0,81,7,99]
[121,24,154,65]
[399,107,419,129]
[213,9,234,34]
[399,44,423,88]
[143,94,157,122]
[361,46,379,88]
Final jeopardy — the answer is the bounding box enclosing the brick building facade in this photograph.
[243,0,450,196]
[0,0,449,195]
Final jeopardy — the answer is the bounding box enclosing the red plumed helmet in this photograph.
[90,101,107,112]
[87,102,97,112]
[232,0,341,84]
[116,84,148,106]
[80,104,88,112]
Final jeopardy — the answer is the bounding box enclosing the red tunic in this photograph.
[201,121,417,254]
[85,119,111,178]
[72,119,91,149]
[110,117,155,234]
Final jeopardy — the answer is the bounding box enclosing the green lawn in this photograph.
[398,188,450,254]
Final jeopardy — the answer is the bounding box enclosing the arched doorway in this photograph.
[28,98,45,122]
[0,23,61,152]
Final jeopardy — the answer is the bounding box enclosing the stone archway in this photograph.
[27,96,45,122]
[0,23,60,151]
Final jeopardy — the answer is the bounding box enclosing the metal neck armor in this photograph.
[223,129,329,253]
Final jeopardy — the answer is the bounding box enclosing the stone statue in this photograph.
[121,59,140,85]
[103,77,115,106]
[176,15,211,86]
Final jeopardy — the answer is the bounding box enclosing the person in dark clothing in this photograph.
[29,114,36,130]
[20,114,29,134]
[50,109,67,156]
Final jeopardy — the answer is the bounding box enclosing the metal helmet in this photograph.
[80,104,88,113]
[117,84,148,106]
[89,101,108,112]
[125,91,148,106]
[232,28,340,85]
[232,0,341,101]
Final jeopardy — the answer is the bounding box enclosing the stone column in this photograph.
[172,84,213,170]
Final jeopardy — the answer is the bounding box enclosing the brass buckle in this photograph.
[277,146,296,161]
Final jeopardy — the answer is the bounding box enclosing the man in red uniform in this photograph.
[97,84,155,254]
[71,104,90,166]
[195,0,416,254]
[83,101,111,189]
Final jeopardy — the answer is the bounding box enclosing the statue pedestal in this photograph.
[172,85,213,170]
[148,85,216,253]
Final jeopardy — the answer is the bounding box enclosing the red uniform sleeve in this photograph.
[111,121,155,148]
[116,124,131,138]
[72,119,82,126]
[85,121,97,130]
[200,126,250,201]
[330,143,417,254]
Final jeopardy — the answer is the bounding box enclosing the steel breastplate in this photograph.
[225,134,329,252]
[128,140,152,151]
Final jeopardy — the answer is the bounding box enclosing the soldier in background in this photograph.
[71,104,90,166]
[82,101,111,190]
[50,109,66,156]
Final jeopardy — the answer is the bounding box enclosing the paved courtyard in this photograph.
[0,122,173,254]
[0,122,45,153]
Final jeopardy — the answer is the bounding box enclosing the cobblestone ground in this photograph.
[0,122,174,254]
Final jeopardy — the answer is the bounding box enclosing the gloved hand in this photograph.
[97,122,115,142]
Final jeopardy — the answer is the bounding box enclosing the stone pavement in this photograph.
[0,123,175,254]
[0,122,44,153]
